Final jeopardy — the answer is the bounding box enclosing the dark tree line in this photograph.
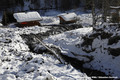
[0,0,81,11]
[61,0,80,10]
[91,0,120,27]
[0,0,15,10]
[0,0,120,11]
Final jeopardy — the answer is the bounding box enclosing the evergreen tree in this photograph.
[2,11,16,25]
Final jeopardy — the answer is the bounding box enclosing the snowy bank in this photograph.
[44,27,93,62]
[0,26,91,80]
[43,26,120,78]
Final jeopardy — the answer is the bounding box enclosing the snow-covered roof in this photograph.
[0,23,3,26]
[58,13,77,21]
[13,11,42,23]
[110,6,120,9]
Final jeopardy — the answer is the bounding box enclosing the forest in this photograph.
[0,0,119,11]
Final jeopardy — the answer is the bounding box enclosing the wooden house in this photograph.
[110,6,120,23]
[13,11,42,27]
[58,13,77,24]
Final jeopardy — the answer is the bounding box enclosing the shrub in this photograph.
[100,31,113,39]
[108,36,120,45]
[81,36,94,47]
[108,48,120,56]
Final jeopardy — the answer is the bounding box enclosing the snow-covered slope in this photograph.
[0,7,119,79]
[0,26,91,80]
[44,27,93,62]
[43,26,120,79]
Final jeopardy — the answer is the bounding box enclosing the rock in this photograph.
[108,48,120,56]
[0,38,12,43]
[34,44,47,54]
[108,36,120,45]
[43,74,56,80]
[1,74,16,80]
[26,67,35,73]
[23,54,33,61]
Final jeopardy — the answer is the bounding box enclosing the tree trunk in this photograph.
[92,0,95,27]
[102,0,110,22]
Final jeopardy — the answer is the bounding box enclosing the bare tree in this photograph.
[102,0,110,22]
[91,0,111,27]
[92,0,95,27]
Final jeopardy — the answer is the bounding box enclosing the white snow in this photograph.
[0,23,3,26]
[43,26,120,78]
[40,11,92,26]
[58,13,77,21]
[13,11,42,23]
[40,16,59,25]
[83,36,120,78]
[44,27,93,62]
[78,14,92,27]
[0,8,120,79]
[110,6,120,9]
[0,26,91,80]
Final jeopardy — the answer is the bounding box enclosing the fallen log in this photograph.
[33,34,65,64]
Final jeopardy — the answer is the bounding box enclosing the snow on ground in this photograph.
[44,27,93,62]
[40,12,92,27]
[0,26,91,80]
[0,8,92,27]
[44,10,62,16]
[1,8,116,79]
[40,16,60,25]
[43,27,120,78]
[83,38,120,78]
[38,8,92,26]
[78,14,92,27]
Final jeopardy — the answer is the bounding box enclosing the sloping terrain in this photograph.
[0,9,120,80]
[42,24,120,79]
[0,26,91,80]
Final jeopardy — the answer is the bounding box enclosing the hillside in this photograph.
[0,0,120,80]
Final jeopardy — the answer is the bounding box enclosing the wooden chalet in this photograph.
[58,13,77,24]
[13,11,42,27]
[110,6,120,23]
